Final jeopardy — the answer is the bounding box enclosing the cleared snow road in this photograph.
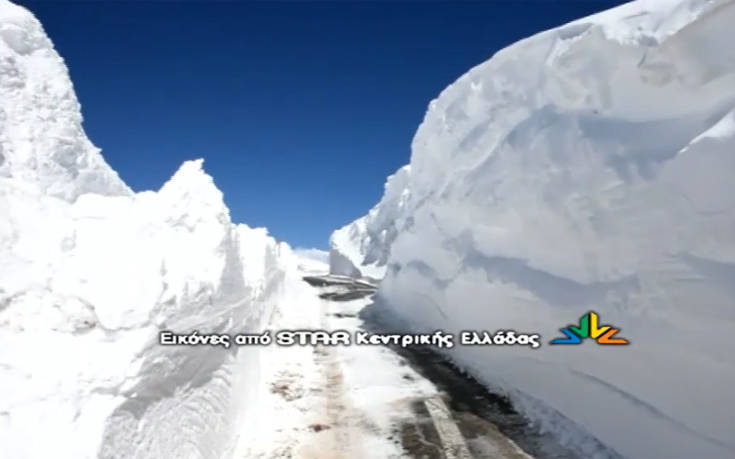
[235,267,576,459]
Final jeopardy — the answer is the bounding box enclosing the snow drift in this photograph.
[0,2,295,458]
[332,1,735,458]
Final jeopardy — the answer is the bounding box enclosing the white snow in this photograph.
[0,0,130,200]
[331,1,735,458]
[293,247,330,274]
[0,2,296,458]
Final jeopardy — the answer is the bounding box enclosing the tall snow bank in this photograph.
[0,1,294,458]
[0,0,130,200]
[329,165,411,280]
[332,1,735,458]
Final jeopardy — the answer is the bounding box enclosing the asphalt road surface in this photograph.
[303,274,581,459]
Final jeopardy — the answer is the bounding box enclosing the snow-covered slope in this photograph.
[0,2,295,458]
[332,1,735,458]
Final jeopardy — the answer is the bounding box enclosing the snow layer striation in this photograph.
[331,1,735,458]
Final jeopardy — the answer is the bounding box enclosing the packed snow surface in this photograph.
[332,0,735,458]
[0,1,295,458]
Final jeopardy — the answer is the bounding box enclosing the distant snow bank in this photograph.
[329,165,411,280]
[294,247,330,273]
[331,1,735,458]
[0,1,296,458]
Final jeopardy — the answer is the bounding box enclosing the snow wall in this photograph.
[331,1,735,458]
[329,165,411,280]
[0,1,297,458]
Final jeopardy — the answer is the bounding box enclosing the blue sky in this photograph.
[22,0,624,249]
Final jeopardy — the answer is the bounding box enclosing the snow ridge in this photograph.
[332,1,735,458]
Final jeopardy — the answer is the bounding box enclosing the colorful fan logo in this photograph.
[550,311,629,345]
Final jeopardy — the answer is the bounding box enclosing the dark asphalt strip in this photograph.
[359,301,583,459]
[303,275,582,459]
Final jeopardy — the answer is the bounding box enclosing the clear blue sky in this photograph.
[22,0,624,249]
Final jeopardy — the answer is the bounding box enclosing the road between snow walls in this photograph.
[3,0,735,458]
[238,258,580,459]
